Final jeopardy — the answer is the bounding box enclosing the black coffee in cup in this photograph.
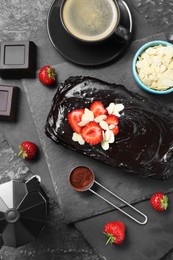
[61,0,120,43]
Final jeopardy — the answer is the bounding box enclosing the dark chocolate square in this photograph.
[0,90,8,111]
[0,41,36,79]
[4,45,25,65]
[0,85,19,121]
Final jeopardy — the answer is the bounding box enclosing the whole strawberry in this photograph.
[104,221,125,245]
[39,65,56,86]
[18,141,38,160]
[150,192,168,211]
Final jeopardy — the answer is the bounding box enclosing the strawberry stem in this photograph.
[18,146,27,159]
[47,67,55,80]
[18,150,23,157]
[161,195,168,210]
[103,232,116,244]
[106,236,112,245]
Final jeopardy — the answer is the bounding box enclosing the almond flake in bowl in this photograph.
[132,40,173,94]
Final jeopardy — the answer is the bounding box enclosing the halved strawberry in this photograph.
[90,101,108,118]
[81,121,102,145]
[112,125,119,136]
[105,115,119,135]
[68,109,84,133]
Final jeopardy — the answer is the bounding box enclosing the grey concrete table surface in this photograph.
[0,0,173,259]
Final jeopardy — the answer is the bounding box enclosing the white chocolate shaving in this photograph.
[99,121,109,130]
[107,103,124,117]
[101,141,109,150]
[109,124,115,130]
[106,103,115,114]
[108,130,115,143]
[78,108,94,126]
[113,104,125,117]
[72,132,85,145]
[104,129,111,141]
[94,115,107,123]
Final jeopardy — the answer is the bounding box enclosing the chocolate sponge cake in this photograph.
[45,76,173,180]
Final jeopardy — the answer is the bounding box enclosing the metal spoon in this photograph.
[69,166,148,225]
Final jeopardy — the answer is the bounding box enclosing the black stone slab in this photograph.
[76,194,173,260]
[22,33,173,224]
[0,85,19,121]
[0,41,37,79]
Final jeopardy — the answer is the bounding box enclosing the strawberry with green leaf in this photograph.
[104,221,125,245]
[39,65,56,86]
[18,141,38,160]
[150,192,168,211]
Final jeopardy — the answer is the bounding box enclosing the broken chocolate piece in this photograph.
[0,85,19,121]
[45,76,173,180]
[0,41,37,79]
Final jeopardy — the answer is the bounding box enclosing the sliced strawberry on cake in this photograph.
[81,121,103,145]
[105,115,119,135]
[90,101,108,118]
[68,109,84,133]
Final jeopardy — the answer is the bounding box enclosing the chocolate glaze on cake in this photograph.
[45,76,173,180]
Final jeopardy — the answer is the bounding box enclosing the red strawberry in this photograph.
[105,115,119,135]
[90,101,108,118]
[104,221,125,245]
[39,65,56,86]
[18,141,38,160]
[81,121,102,145]
[150,192,168,211]
[68,109,84,133]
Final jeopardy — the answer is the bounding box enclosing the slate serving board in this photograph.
[22,33,173,224]
[76,194,173,260]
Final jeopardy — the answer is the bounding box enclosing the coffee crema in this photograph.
[61,0,119,42]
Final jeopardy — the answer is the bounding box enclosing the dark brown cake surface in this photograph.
[45,76,173,179]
